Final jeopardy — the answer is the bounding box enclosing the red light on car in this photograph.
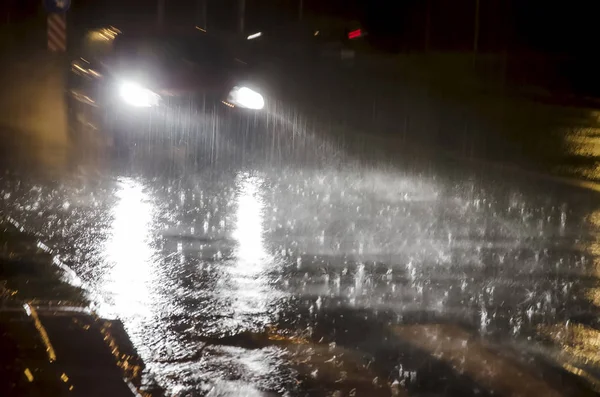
[348,29,362,39]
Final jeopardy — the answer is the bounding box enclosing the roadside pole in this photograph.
[238,0,245,33]
[47,13,67,52]
[45,0,69,52]
[196,0,207,30]
[473,0,480,63]
[44,0,70,144]
[158,0,165,28]
[424,0,431,51]
[201,0,207,30]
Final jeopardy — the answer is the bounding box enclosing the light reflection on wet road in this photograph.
[1,126,600,396]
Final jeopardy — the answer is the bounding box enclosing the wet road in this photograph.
[0,123,599,396]
[1,79,600,396]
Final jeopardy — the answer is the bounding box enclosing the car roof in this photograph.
[114,27,210,41]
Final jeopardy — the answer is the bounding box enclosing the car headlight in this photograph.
[228,86,264,110]
[119,82,160,107]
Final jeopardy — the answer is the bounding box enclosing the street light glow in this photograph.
[247,32,262,40]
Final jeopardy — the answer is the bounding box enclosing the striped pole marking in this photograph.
[47,13,67,52]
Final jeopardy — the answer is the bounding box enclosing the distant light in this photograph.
[314,30,319,36]
[247,32,262,40]
[195,26,206,33]
[72,63,87,74]
[105,27,119,37]
[348,29,362,39]
[89,31,111,41]
[29,305,57,362]
[24,368,34,382]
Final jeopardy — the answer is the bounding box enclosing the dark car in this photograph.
[67,27,267,148]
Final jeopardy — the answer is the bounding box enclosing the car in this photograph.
[67,27,267,150]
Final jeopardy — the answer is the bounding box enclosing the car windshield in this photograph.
[113,34,231,67]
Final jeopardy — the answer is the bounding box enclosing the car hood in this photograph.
[107,59,240,96]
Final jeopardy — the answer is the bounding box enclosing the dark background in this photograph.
[1,0,600,95]
[3,0,599,54]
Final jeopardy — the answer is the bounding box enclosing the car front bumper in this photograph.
[70,89,266,143]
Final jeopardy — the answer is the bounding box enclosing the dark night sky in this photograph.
[2,0,600,55]
[354,0,600,54]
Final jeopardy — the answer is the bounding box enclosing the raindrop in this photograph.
[526,306,534,321]
[355,263,365,294]
[333,274,341,291]
[544,291,552,306]
[480,305,489,333]
[408,262,416,282]
[409,371,417,382]
[510,316,522,335]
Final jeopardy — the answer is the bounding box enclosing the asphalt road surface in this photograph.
[1,95,600,397]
